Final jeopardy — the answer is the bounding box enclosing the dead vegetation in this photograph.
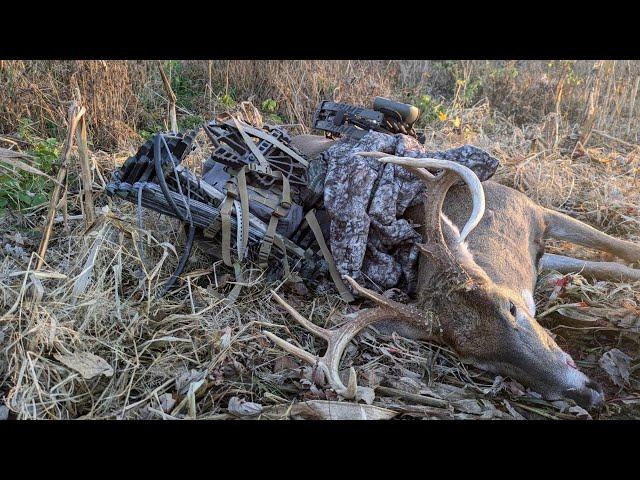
[0,60,639,420]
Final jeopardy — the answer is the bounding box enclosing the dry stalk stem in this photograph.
[35,102,85,270]
[157,61,178,132]
[577,60,609,150]
[75,104,94,227]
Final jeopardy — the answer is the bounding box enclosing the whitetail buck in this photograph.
[265,135,640,409]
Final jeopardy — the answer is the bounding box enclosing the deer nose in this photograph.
[564,380,605,409]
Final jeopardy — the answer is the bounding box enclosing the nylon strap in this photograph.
[233,198,243,256]
[275,171,291,208]
[223,262,244,306]
[220,194,234,267]
[232,116,271,172]
[235,166,250,256]
[304,209,354,303]
[257,172,291,267]
[248,186,280,210]
[203,216,222,239]
[259,215,280,267]
[219,167,251,261]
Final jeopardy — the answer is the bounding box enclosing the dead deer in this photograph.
[265,136,640,409]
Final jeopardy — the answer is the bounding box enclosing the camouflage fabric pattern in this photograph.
[317,131,500,294]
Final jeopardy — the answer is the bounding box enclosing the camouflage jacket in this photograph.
[311,131,500,294]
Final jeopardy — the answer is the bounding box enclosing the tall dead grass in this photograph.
[2,60,640,150]
[0,61,149,149]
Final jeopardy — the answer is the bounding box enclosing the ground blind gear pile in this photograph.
[105,97,500,301]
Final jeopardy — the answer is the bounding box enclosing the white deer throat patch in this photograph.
[521,289,536,316]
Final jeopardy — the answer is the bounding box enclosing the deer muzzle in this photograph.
[476,322,605,410]
[557,351,605,409]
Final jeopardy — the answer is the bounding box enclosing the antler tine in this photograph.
[265,287,391,399]
[265,279,442,400]
[270,290,330,340]
[359,151,438,182]
[343,276,439,334]
[263,331,317,365]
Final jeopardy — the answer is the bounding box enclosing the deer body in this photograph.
[268,135,640,409]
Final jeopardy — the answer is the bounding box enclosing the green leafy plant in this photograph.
[165,60,199,112]
[414,94,449,126]
[138,130,155,141]
[220,93,236,108]
[260,98,283,123]
[261,98,277,113]
[178,115,205,131]
[0,134,60,212]
[32,137,60,172]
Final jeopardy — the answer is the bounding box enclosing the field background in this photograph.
[1,60,639,419]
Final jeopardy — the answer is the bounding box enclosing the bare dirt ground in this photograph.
[1,99,639,420]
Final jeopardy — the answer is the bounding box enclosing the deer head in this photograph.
[378,155,604,409]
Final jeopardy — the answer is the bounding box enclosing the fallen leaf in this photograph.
[502,400,526,420]
[219,327,232,349]
[507,380,526,397]
[311,364,327,387]
[228,396,263,417]
[54,351,114,379]
[289,400,397,420]
[482,376,506,396]
[568,405,592,420]
[175,369,206,395]
[599,348,632,387]
[185,379,206,418]
[452,398,484,415]
[158,393,176,413]
[273,356,297,372]
[356,386,375,405]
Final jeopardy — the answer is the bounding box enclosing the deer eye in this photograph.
[508,302,517,317]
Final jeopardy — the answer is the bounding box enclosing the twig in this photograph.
[591,129,638,149]
[538,302,586,319]
[157,61,178,132]
[379,402,453,419]
[376,385,449,409]
[74,89,95,227]
[35,102,85,271]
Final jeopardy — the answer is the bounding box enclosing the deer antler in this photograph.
[360,153,486,286]
[263,276,439,400]
[359,153,485,244]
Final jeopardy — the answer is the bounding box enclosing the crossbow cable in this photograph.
[153,132,196,296]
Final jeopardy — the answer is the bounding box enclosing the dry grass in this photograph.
[3,60,640,149]
[1,60,639,419]
[0,61,149,150]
